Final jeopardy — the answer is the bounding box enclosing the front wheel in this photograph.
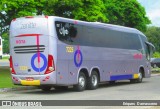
[137,70,143,83]
[87,71,99,90]
[74,72,86,91]
[130,70,143,83]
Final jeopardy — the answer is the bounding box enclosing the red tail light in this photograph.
[9,56,16,74]
[44,55,55,74]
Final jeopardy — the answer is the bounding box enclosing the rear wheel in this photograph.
[87,71,99,90]
[109,81,116,85]
[74,72,86,91]
[40,86,52,91]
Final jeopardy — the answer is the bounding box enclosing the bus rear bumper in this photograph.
[11,72,56,86]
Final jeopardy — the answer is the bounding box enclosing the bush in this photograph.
[153,52,160,58]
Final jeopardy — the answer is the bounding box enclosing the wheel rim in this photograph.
[138,72,142,80]
[92,75,98,86]
[79,76,85,88]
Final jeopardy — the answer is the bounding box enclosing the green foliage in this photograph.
[0,0,45,33]
[45,0,108,22]
[103,0,151,32]
[145,26,160,52]
[153,52,160,58]
[0,0,150,33]
[2,32,9,53]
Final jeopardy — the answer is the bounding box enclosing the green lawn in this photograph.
[151,67,160,74]
[2,56,9,60]
[0,67,16,88]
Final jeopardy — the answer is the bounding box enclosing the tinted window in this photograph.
[55,21,142,50]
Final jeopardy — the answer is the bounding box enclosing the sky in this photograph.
[137,0,160,27]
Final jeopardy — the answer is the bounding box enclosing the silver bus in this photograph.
[9,16,154,91]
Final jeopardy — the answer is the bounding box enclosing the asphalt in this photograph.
[0,73,160,93]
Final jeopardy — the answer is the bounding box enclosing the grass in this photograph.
[0,67,17,88]
[2,56,9,60]
[151,67,160,74]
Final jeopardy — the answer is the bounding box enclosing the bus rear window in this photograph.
[10,17,48,37]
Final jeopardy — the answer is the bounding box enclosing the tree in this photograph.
[44,0,150,32]
[0,0,45,33]
[103,0,151,32]
[0,0,150,33]
[2,32,9,53]
[153,52,160,58]
[44,0,108,22]
[145,26,160,52]
[0,0,46,54]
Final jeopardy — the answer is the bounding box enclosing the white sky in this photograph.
[138,0,160,27]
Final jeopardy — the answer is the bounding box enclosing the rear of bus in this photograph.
[9,16,57,86]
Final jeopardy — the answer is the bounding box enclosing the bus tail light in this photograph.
[44,55,55,74]
[9,56,16,74]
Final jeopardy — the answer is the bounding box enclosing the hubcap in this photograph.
[138,73,142,80]
[79,76,85,88]
[92,75,98,86]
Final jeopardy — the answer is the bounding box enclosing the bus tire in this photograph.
[136,70,143,83]
[130,79,136,83]
[87,71,99,90]
[74,72,86,91]
[40,86,52,91]
[109,81,116,85]
[130,70,143,83]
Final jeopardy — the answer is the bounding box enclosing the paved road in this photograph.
[0,60,9,67]
[0,75,160,109]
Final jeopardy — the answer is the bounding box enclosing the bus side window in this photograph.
[69,26,77,38]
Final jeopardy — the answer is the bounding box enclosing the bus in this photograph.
[0,37,2,59]
[9,16,154,91]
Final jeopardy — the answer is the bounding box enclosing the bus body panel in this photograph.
[56,41,149,85]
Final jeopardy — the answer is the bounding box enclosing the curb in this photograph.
[0,86,38,92]
[151,73,160,77]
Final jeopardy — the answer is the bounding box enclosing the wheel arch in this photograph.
[77,67,89,83]
[139,66,145,77]
[90,67,100,81]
